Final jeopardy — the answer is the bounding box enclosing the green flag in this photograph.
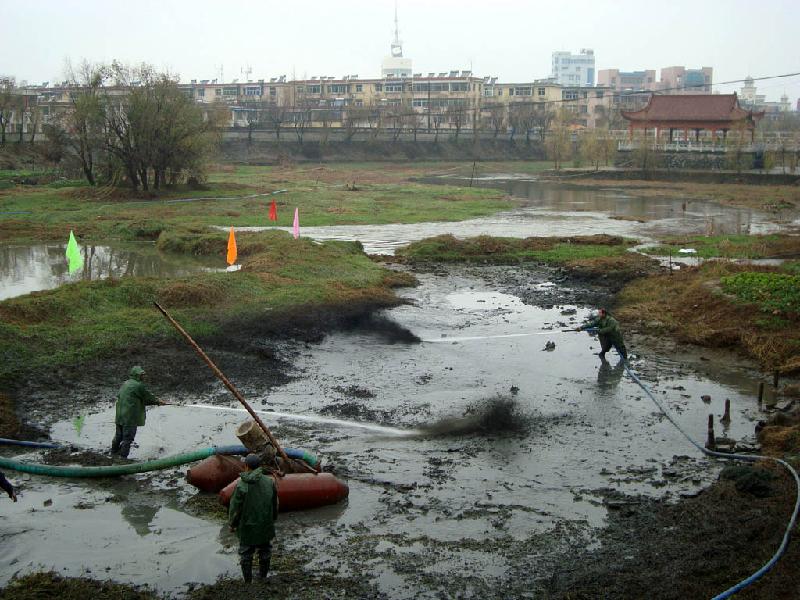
[72,415,86,437]
[65,230,83,274]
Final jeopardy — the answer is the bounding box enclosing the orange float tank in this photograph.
[219,473,349,512]
[186,455,245,493]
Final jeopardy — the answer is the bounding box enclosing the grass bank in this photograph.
[0,230,414,387]
[640,233,800,260]
[394,234,660,285]
[616,262,800,371]
[395,234,634,264]
[0,163,512,244]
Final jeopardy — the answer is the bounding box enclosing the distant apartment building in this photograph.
[597,69,656,92]
[551,49,595,87]
[658,66,713,93]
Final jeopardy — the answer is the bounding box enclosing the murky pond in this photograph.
[2,269,771,596]
[0,242,222,300]
[234,178,795,254]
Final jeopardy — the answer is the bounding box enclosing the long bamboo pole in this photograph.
[153,301,292,465]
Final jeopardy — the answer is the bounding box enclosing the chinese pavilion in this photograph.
[621,93,764,141]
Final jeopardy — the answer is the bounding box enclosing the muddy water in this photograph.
[233,179,794,255]
[0,243,222,300]
[4,270,770,596]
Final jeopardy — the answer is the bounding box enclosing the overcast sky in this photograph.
[1,0,798,104]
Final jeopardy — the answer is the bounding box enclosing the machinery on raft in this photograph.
[186,418,349,511]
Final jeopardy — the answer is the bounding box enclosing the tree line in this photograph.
[42,61,222,190]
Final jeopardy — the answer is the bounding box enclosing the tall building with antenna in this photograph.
[381,6,412,78]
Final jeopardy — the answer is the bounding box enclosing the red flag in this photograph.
[269,200,278,222]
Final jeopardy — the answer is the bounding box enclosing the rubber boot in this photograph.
[241,561,253,583]
[258,556,270,580]
[118,442,131,459]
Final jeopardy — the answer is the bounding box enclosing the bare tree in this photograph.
[240,99,266,144]
[263,102,288,140]
[447,105,467,141]
[484,103,506,139]
[405,109,423,143]
[530,104,554,142]
[61,61,108,185]
[431,112,444,143]
[366,106,384,140]
[342,105,367,142]
[387,105,405,142]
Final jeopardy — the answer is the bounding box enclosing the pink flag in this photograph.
[292,208,299,239]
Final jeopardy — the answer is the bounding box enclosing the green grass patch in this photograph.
[0,230,404,385]
[641,234,800,260]
[721,271,800,314]
[0,164,514,244]
[396,234,632,264]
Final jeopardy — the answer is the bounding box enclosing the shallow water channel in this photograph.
[0,242,222,301]
[1,268,771,596]
[235,177,795,255]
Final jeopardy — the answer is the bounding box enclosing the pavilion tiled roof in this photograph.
[622,93,761,123]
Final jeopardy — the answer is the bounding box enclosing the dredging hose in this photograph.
[0,444,319,477]
[623,361,800,599]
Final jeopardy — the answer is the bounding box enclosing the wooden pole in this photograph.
[706,414,716,450]
[721,398,731,425]
[758,382,765,406]
[153,302,291,465]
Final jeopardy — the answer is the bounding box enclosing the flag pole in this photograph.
[153,301,299,468]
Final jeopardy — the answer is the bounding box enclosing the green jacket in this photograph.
[229,468,278,546]
[582,314,624,344]
[115,376,158,427]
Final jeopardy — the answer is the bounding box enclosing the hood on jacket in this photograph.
[129,365,145,380]
[240,467,264,484]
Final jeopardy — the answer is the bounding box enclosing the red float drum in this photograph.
[219,473,349,512]
[186,455,244,493]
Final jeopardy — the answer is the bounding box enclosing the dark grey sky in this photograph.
[1,0,798,103]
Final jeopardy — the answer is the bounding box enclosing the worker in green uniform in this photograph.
[110,366,167,458]
[577,308,628,361]
[229,454,279,583]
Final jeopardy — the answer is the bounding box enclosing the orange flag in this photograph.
[226,227,237,266]
[269,199,278,222]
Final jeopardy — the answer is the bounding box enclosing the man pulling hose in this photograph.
[575,308,628,361]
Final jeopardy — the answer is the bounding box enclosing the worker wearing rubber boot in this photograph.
[0,471,17,502]
[229,454,278,583]
[111,366,166,458]
[578,308,628,361]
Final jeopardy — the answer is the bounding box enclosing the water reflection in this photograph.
[596,358,626,394]
[449,178,767,236]
[0,243,220,300]
[121,501,161,536]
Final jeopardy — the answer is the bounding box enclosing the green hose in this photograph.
[0,447,217,478]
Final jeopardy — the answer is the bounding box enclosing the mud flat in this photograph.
[3,256,797,599]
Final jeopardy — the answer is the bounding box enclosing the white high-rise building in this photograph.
[551,49,595,87]
[381,7,412,78]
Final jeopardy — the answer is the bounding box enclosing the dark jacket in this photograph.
[115,374,158,427]
[229,467,278,546]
